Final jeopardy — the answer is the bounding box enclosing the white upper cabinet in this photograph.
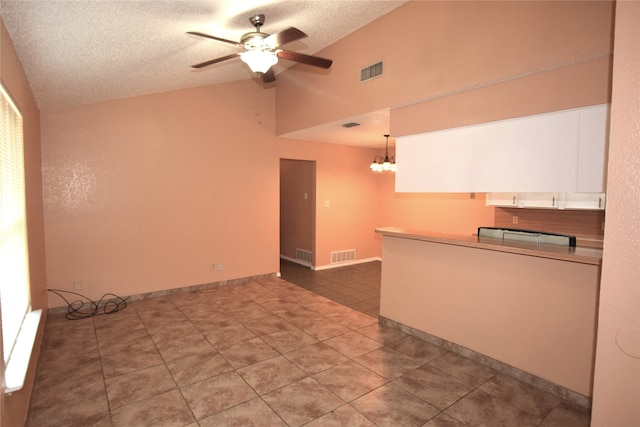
[395,104,609,194]
[521,192,561,208]
[472,109,579,192]
[486,192,520,207]
[577,104,609,192]
[561,192,606,210]
[487,192,606,210]
[395,126,474,192]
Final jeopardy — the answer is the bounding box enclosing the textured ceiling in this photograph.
[1,0,406,147]
[281,108,394,148]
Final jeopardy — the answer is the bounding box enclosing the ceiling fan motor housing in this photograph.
[241,32,270,49]
[249,14,266,29]
[242,14,271,49]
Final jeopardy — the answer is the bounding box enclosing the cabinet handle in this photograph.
[552,196,555,207]
[599,197,602,208]
[513,196,516,205]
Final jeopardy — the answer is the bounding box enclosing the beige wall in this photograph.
[42,83,282,305]
[591,1,640,425]
[0,19,47,427]
[277,1,613,136]
[382,189,494,237]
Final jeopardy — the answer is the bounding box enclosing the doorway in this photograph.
[279,159,316,267]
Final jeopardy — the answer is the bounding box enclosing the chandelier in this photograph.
[369,134,396,172]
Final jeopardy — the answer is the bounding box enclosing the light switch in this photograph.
[324,200,331,208]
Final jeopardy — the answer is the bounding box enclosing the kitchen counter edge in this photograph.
[375,227,602,266]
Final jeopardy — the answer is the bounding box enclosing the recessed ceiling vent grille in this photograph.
[342,122,360,128]
[360,61,383,82]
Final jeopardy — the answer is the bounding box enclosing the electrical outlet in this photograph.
[73,281,82,291]
[210,263,216,271]
[217,264,223,271]
[512,216,519,224]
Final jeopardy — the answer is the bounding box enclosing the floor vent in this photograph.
[296,248,313,264]
[331,249,356,264]
[360,61,383,82]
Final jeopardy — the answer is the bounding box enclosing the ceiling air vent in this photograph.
[360,61,383,82]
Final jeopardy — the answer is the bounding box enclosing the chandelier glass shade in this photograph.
[370,134,396,172]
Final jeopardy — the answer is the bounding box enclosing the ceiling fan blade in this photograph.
[260,68,276,83]
[265,27,307,48]
[277,50,333,69]
[187,31,243,48]
[191,53,240,69]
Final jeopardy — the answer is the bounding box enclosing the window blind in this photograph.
[0,82,34,391]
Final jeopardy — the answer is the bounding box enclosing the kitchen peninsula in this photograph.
[375,227,602,404]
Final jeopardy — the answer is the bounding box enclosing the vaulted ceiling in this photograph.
[1,1,405,113]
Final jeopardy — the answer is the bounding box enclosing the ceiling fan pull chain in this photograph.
[254,77,262,125]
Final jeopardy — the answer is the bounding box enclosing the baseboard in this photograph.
[279,255,382,271]
[379,315,592,410]
[47,272,278,314]
[279,254,312,268]
[312,257,381,271]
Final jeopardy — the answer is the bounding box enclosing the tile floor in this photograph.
[279,259,381,318]
[27,260,590,426]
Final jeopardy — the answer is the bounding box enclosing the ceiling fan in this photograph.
[188,14,333,83]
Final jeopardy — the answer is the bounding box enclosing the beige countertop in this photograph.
[375,227,603,266]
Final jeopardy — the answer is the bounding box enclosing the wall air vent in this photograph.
[360,61,383,82]
[295,248,313,265]
[331,249,356,264]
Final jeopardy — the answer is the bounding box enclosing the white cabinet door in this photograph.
[472,109,580,192]
[488,192,606,210]
[521,192,561,208]
[561,193,606,210]
[577,105,609,192]
[395,127,474,192]
[486,192,520,207]
[395,104,607,194]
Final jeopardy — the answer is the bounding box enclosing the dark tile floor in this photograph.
[27,260,590,426]
[279,259,381,318]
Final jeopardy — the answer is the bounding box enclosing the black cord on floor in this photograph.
[47,288,129,320]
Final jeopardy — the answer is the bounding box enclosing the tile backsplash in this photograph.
[494,207,605,246]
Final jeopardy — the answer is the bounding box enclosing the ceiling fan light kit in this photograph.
[188,14,332,82]
[240,49,278,73]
